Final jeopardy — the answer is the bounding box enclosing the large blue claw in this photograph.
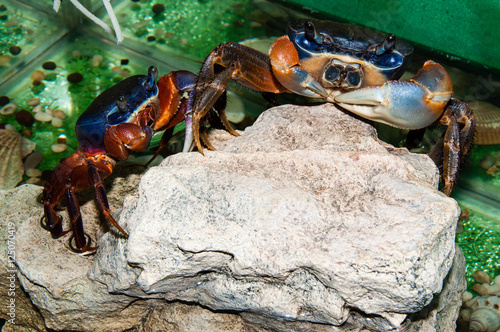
[334,61,453,130]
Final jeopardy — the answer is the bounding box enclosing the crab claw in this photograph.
[335,61,453,130]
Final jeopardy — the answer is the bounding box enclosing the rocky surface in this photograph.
[8,103,466,331]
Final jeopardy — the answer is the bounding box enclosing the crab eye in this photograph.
[324,65,342,82]
[379,53,403,68]
[116,96,128,112]
[346,70,361,87]
[304,21,322,44]
[145,66,158,90]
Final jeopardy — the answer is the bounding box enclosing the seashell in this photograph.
[0,102,17,115]
[468,294,500,332]
[468,101,500,145]
[21,137,36,158]
[0,128,24,189]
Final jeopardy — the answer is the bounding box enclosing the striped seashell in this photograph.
[468,101,500,145]
[0,128,24,189]
[468,294,500,331]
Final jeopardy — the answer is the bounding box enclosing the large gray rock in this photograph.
[12,103,465,331]
[90,104,462,330]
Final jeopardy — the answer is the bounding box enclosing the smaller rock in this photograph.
[25,168,42,178]
[24,151,43,170]
[478,154,495,170]
[25,177,41,184]
[92,54,103,67]
[42,61,57,70]
[152,3,165,14]
[9,45,21,55]
[32,105,42,113]
[0,95,10,106]
[473,270,492,284]
[30,70,45,81]
[53,109,67,119]
[15,110,35,126]
[51,117,63,128]
[27,98,40,106]
[51,143,67,153]
[67,72,83,83]
[34,112,52,122]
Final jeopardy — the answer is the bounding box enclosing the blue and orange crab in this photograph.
[189,19,475,196]
[41,66,201,253]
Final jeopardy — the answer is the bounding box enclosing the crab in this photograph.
[41,66,198,253]
[189,19,475,195]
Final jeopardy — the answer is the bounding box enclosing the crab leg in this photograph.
[65,181,96,253]
[192,42,288,153]
[335,61,453,130]
[87,157,128,238]
[429,98,475,195]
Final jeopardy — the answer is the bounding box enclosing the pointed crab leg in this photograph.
[334,61,453,130]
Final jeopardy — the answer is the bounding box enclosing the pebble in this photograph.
[26,177,41,185]
[471,283,489,296]
[34,112,52,122]
[0,102,17,115]
[15,109,35,126]
[0,95,10,106]
[51,143,67,153]
[462,291,473,302]
[27,98,40,106]
[53,109,67,119]
[32,104,42,113]
[22,129,32,137]
[24,151,43,170]
[92,54,103,67]
[121,58,129,65]
[51,117,63,127]
[120,69,131,78]
[25,168,42,178]
[152,3,165,14]
[45,107,53,115]
[9,45,21,55]
[472,270,492,284]
[478,154,495,170]
[67,72,83,83]
[30,70,45,81]
[0,54,9,66]
[57,135,66,144]
[42,61,56,70]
